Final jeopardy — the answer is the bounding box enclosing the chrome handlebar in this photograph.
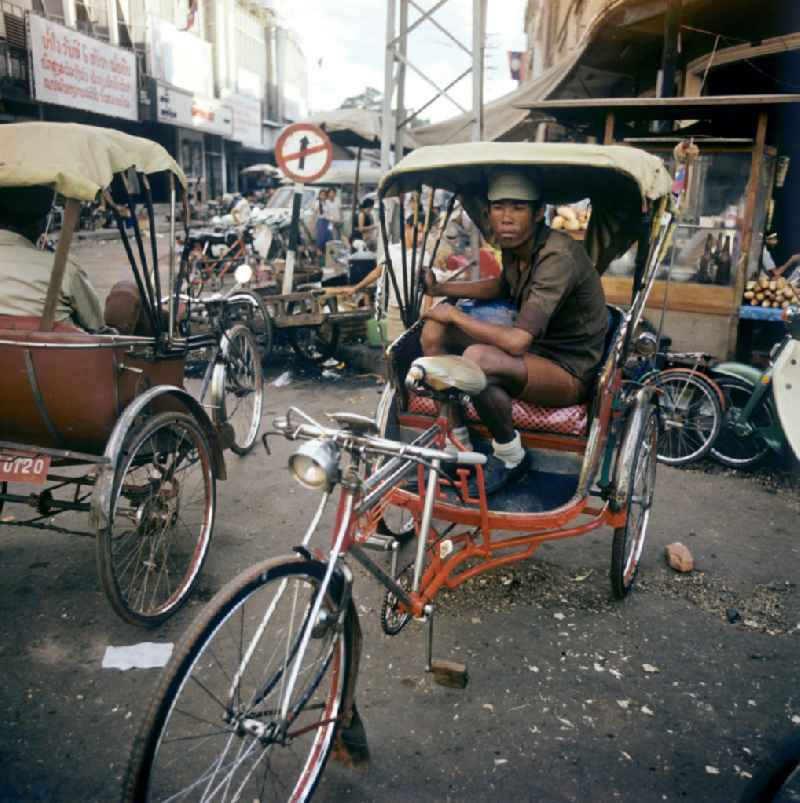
[271,406,486,466]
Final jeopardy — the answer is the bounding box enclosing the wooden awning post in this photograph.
[728,109,769,355]
[39,197,80,332]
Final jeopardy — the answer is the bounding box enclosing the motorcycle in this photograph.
[709,306,800,467]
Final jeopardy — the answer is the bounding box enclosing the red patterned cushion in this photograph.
[407,394,589,437]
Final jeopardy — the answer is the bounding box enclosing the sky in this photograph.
[275,0,529,124]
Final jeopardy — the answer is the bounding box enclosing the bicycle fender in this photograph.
[610,386,657,513]
[90,385,227,531]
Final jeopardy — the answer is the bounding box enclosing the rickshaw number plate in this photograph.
[0,452,51,486]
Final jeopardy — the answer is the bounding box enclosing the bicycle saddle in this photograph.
[327,412,379,435]
[405,356,487,396]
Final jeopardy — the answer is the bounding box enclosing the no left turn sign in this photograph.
[274,123,333,184]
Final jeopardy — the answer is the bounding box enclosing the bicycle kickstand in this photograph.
[425,606,469,689]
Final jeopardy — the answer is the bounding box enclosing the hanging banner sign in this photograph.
[191,97,233,137]
[28,14,137,121]
[154,81,193,127]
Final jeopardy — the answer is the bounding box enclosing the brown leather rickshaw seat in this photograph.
[0,315,83,333]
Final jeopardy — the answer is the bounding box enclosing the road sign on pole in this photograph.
[274,123,334,294]
[275,123,333,185]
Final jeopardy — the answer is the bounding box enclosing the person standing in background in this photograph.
[325,188,342,241]
[314,188,332,260]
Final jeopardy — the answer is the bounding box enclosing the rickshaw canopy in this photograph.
[378,142,672,273]
[0,122,187,202]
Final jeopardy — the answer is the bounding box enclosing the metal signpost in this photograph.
[274,122,333,294]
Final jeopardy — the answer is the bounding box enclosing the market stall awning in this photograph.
[303,108,418,151]
[515,94,800,140]
[410,37,589,146]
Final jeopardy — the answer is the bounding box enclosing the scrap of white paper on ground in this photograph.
[102,642,174,670]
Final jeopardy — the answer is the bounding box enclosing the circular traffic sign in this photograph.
[274,123,333,184]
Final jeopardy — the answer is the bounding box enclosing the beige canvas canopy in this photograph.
[0,122,187,202]
[378,142,672,274]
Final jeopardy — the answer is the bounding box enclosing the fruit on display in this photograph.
[551,204,590,233]
[743,273,799,308]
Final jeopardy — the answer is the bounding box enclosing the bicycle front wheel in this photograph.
[648,369,722,466]
[125,556,352,802]
[214,324,264,455]
[710,376,774,468]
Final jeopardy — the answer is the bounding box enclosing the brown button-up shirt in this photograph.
[501,225,607,384]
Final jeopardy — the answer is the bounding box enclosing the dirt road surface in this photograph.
[0,240,798,801]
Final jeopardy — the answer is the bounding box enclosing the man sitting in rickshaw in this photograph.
[419,170,607,494]
[0,187,103,332]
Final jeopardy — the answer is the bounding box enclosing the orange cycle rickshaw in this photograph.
[0,123,262,626]
[125,142,680,800]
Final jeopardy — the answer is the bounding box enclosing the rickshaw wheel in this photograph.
[227,290,274,362]
[214,324,264,455]
[287,297,340,363]
[124,557,353,803]
[97,411,215,627]
[611,408,658,599]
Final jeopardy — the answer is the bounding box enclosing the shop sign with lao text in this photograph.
[28,14,137,122]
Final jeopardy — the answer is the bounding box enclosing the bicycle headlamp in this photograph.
[634,331,658,357]
[289,439,340,491]
[234,263,253,285]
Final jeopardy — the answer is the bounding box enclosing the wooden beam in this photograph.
[727,110,769,355]
[603,110,615,144]
[39,198,80,333]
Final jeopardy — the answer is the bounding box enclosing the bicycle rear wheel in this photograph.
[647,369,722,466]
[124,556,352,802]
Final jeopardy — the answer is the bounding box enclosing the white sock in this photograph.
[447,425,473,453]
[492,432,525,469]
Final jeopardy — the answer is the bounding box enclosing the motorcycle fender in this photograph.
[771,339,800,460]
[712,361,761,387]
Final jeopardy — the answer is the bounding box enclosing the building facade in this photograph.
[0,0,309,195]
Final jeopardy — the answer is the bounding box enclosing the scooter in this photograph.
[709,306,800,467]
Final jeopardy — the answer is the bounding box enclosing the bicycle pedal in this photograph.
[361,534,397,552]
[429,659,469,689]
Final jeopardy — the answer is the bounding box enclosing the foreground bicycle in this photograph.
[124,141,684,800]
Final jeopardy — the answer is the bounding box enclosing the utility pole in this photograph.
[659,0,682,98]
[382,0,487,173]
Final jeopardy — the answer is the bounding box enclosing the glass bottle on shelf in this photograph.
[716,234,732,286]
[696,233,714,284]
